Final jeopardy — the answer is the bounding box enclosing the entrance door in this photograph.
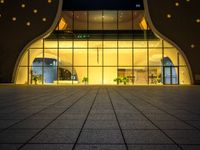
[163,66,178,85]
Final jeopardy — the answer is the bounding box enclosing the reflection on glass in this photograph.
[89,11,102,30]
[103,11,117,30]
[74,11,87,30]
[118,11,132,30]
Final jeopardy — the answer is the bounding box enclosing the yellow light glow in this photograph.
[21,4,26,8]
[166,14,172,19]
[26,22,31,26]
[42,18,47,22]
[33,9,38,14]
[48,0,52,3]
[139,17,148,30]
[56,17,67,30]
[175,2,179,6]
[196,19,200,23]
[0,0,4,4]
[190,44,195,48]
[12,17,17,21]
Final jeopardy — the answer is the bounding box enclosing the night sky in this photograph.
[62,0,144,10]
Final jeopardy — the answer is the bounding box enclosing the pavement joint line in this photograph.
[124,88,200,132]
[17,89,91,150]
[106,88,129,150]
[71,88,100,150]
[113,88,184,150]
[0,88,83,133]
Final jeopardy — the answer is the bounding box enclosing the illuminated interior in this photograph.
[16,11,191,85]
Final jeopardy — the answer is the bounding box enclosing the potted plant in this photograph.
[82,77,88,85]
[32,75,39,85]
[122,77,129,85]
[114,77,122,85]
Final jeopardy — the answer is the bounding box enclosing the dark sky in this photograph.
[62,0,144,10]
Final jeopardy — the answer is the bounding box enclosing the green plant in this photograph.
[32,75,40,85]
[113,77,122,85]
[82,77,88,85]
[122,77,129,85]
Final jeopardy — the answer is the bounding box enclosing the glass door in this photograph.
[163,66,178,85]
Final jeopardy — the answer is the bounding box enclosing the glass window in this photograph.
[74,67,87,84]
[58,66,73,84]
[179,54,187,66]
[74,11,87,30]
[89,48,102,66]
[104,67,117,85]
[133,11,146,30]
[134,67,148,85]
[134,41,147,48]
[118,49,132,66]
[44,49,58,67]
[118,41,132,48]
[164,48,178,66]
[149,40,162,48]
[30,40,43,48]
[134,49,147,66]
[62,11,73,31]
[59,41,72,48]
[89,67,102,84]
[43,67,57,84]
[118,67,133,85]
[179,67,191,84]
[89,41,102,48]
[104,49,117,66]
[74,49,87,66]
[149,67,163,85]
[149,48,162,66]
[103,11,117,30]
[16,67,28,84]
[29,49,43,66]
[30,67,43,85]
[59,49,72,66]
[74,41,87,48]
[104,41,117,48]
[44,41,58,48]
[118,11,132,30]
[19,52,28,66]
[89,11,102,30]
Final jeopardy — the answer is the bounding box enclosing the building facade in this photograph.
[1,0,200,85]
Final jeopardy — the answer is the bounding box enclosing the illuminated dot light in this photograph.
[26,22,31,26]
[196,18,200,23]
[0,0,4,4]
[48,0,52,3]
[21,4,26,8]
[190,44,195,48]
[175,2,179,6]
[166,14,172,19]
[0,14,2,18]
[33,9,38,14]
[186,0,190,2]
[12,17,16,21]
[42,18,47,22]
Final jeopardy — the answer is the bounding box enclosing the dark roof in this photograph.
[62,0,144,10]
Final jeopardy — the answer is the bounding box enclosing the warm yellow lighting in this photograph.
[186,0,190,2]
[175,2,179,6]
[0,0,4,4]
[196,19,200,23]
[48,0,52,3]
[56,17,67,30]
[190,44,195,48]
[166,14,172,19]
[42,18,47,22]
[0,14,2,18]
[26,22,31,26]
[139,17,148,30]
[12,17,17,21]
[21,4,26,8]
[33,9,38,14]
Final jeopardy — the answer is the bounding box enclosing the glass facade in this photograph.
[16,11,191,85]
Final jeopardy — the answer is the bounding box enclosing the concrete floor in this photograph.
[0,86,200,150]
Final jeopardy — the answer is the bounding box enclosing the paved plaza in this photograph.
[0,86,200,150]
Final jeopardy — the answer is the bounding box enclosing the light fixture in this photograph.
[190,44,195,48]
[175,2,179,6]
[166,14,172,19]
[42,18,47,22]
[0,0,4,4]
[21,4,26,8]
[12,17,17,21]
[48,0,52,3]
[26,22,31,26]
[196,18,200,23]
[33,9,38,14]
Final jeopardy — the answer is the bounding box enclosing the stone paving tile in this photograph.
[164,130,200,144]
[181,145,200,150]
[47,120,84,129]
[119,120,157,129]
[87,113,116,121]
[75,144,127,150]
[123,130,173,144]
[128,145,181,150]
[152,120,193,129]
[30,129,80,143]
[21,144,73,150]
[0,129,39,143]
[84,120,119,129]
[77,130,124,144]
[0,144,21,150]
[0,120,19,129]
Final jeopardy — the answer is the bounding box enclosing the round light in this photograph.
[12,17,17,21]
[0,14,2,18]
[26,22,31,26]
[21,4,26,8]
[166,14,172,19]
[0,0,4,4]
[33,9,38,14]
[190,44,195,48]
[186,0,190,2]
[48,0,52,3]
[196,18,200,23]
[42,18,47,22]
[175,2,179,6]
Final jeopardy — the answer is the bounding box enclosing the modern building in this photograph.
[1,0,200,85]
